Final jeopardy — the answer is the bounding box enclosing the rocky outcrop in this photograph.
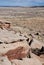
[0,42,30,60]
[0,21,44,65]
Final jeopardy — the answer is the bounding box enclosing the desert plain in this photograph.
[0,7,44,65]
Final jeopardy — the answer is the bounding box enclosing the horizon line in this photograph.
[0,5,44,7]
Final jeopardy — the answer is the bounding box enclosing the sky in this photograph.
[0,0,44,6]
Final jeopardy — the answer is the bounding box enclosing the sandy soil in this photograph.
[0,7,44,42]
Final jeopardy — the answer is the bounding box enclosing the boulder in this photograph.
[0,29,27,43]
[30,52,44,65]
[11,58,42,65]
[0,41,30,60]
[0,56,11,65]
[31,38,44,49]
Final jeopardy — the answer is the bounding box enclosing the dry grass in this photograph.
[0,7,44,42]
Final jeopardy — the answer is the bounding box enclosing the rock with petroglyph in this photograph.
[0,41,30,60]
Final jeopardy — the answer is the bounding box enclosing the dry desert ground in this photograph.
[0,7,44,65]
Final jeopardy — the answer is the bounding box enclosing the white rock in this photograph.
[11,58,42,65]
[31,38,44,49]
[0,56,11,65]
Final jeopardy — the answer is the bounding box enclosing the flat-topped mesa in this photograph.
[0,42,30,60]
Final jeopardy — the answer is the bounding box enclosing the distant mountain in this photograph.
[31,6,44,8]
[0,6,44,8]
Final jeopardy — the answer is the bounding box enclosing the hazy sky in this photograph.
[0,0,44,6]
